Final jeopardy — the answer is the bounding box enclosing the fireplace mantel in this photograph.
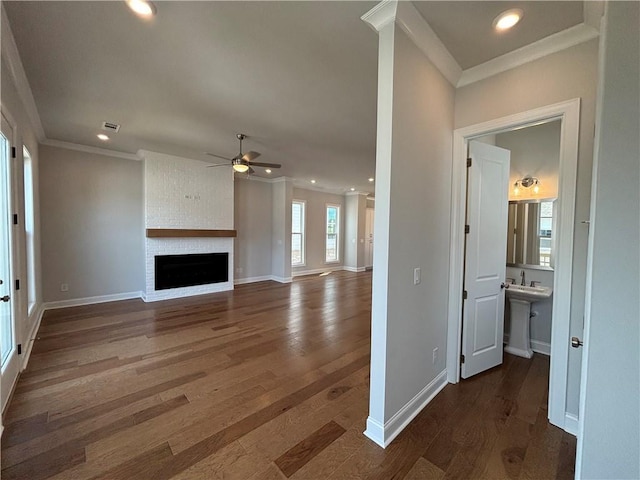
[146,229,237,238]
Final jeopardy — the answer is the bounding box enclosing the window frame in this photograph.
[22,146,36,316]
[291,200,306,267]
[325,203,340,264]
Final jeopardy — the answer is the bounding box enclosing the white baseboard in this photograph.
[531,339,551,356]
[271,275,293,284]
[364,370,448,448]
[564,413,578,436]
[503,335,551,356]
[234,275,274,285]
[43,291,143,310]
[20,302,45,372]
[343,266,366,273]
[292,266,343,278]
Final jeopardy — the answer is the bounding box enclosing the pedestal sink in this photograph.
[505,284,553,358]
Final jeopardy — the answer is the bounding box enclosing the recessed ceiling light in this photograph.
[126,0,156,18]
[97,134,109,141]
[265,169,272,174]
[310,179,316,184]
[350,187,355,191]
[493,8,523,31]
[368,178,374,182]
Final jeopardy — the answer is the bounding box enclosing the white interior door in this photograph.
[1,112,18,412]
[365,208,374,268]
[461,140,510,378]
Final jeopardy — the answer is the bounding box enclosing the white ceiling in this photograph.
[4,1,588,194]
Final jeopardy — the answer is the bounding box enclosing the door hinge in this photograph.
[11,146,16,158]
[463,290,467,300]
[13,214,18,225]
[465,225,470,234]
[460,354,465,364]
[15,279,19,291]
[466,158,472,168]
[17,344,22,355]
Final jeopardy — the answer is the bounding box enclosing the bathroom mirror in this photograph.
[506,199,555,270]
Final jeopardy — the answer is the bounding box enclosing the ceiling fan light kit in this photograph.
[206,133,281,175]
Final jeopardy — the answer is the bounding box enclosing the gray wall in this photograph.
[292,187,345,274]
[579,3,639,477]
[368,22,454,429]
[39,145,144,301]
[496,120,561,200]
[234,178,273,281]
[455,39,599,417]
[344,193,367,270]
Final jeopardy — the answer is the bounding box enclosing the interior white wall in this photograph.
[578,2,639,478]
[234,178,273,282]
[291,187,345,274]
[455,39,599,417]
[496,120,561,200]
[39,145,144,302]
[343,192,367,272]
[271,179,293,282]
[366,22,454,445]
[0,55,42,366]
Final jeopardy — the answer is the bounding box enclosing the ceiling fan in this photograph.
[205,134,281,174]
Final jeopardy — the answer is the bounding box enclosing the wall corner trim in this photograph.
[364,370,448,448]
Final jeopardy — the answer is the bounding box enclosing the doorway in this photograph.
[446,99,581,433]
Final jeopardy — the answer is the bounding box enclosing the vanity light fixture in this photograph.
[513,176,540,195]
[126,0,157,18]
[493,8,523,31]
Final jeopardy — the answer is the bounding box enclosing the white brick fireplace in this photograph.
[140,150,234,302]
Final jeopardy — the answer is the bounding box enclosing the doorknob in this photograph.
[501,282,510,289]
[571,337,583,348]
[1,295,9,302]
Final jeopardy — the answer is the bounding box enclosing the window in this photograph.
[23,147,36,315]
[538,201,553,267]
[291,200,305,266]
[325,204,340,263]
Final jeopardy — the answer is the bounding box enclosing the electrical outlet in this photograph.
[60,283,69,292]
[432,347,438,364]
[413,267,421,285]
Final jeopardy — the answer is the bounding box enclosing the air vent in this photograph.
[101,121,121,133]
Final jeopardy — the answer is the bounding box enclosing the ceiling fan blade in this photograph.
[241,151,261,162]
[206,163,230,168]
[248,166,255,175]
[248,161,281,168]
[205,152,232,161]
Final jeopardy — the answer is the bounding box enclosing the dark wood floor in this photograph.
[1,271,575,479]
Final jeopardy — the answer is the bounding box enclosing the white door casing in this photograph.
[461,141,510,378]
[1,111,19,413]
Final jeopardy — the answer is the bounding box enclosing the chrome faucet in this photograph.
[520,270,526,286]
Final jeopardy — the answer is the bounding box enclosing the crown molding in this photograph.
[345,191,369,197]
[394,1,462,86]
[584,1,605,31]
[1,8,45,141]
[458,23,599,88]
[361,1,462,86]
[361,0,397,32]
[42,139,140,161]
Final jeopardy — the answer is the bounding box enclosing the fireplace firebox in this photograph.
[154,253,228,290]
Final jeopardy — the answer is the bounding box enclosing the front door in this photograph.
[0,112,18,411]
[461,140,510,378]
